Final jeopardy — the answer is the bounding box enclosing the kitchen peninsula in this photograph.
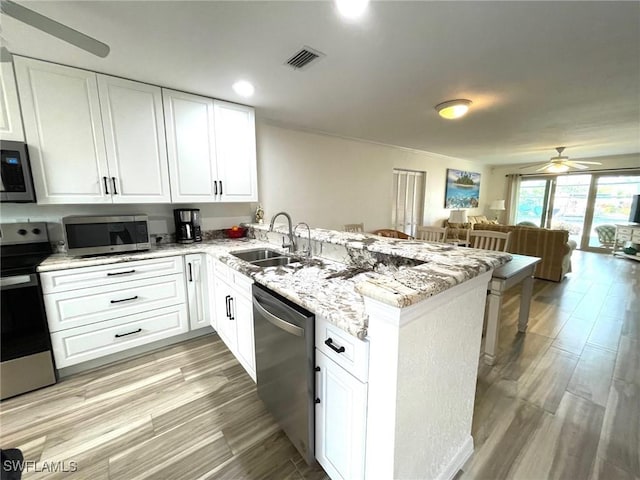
[38,225,511,480]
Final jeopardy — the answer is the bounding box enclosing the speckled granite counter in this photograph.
[37,226,511,340]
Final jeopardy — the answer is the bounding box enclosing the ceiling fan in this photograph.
[0,0,110,57]
[520,146,602,173]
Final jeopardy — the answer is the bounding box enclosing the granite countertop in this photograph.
[38,226,512,340]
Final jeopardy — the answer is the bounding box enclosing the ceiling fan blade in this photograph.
[572,161,602,165]
[536,164,552,172]
[518,162,547,170]
[1,0,110,58]
[563,161,589,170]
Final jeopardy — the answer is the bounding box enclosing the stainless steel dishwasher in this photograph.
[252,283,316,465]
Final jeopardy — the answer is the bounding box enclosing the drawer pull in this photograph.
[107,269,136,276]
[229,297,235,321]
[325,338,345,354]
[115,328,142,338]
[188,262,193,282]
[110,295,139,304]
[225,295,231,318]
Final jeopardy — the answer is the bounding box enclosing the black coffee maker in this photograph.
[174,209,202,243]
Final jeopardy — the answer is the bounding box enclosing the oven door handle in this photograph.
[0,274,38,290]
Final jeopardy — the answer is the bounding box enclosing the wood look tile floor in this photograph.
[1,250,637,479]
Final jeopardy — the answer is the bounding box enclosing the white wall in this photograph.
[256,120,491,231]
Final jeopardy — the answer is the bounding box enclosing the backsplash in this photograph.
[0,202,254,244]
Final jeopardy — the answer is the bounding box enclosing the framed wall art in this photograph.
[445,169,481,208]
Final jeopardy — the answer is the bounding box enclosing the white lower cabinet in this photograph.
[315,349,368,480]
[213,261,256,381]
[184,254,210,330]
[50,304,188,368]
[42,256,190,369]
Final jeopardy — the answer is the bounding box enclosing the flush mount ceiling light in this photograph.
[335,0,369,19]
[232,80,255,98]
[435,99,472,120]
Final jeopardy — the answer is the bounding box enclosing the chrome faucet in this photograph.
[294,222,312,258]
[269,211,296,253]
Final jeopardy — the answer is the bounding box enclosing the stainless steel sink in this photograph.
[231,248,286,262]
[251,257,300,268]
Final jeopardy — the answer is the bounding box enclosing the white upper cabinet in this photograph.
[14,56,257,205]
[163,89,218,202]
[97,75,170,203]
[213,100,258,202]
[0,57,25,142]
[164,93,258,203]
[14,57,111,204]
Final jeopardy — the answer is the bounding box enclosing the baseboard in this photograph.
[436,436,474,480]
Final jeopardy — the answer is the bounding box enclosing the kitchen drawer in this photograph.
[232,270,253,299]
[50,304,189,368]
[315,315,369,383]
[617,227,633,235]
[41,256,184,294]
[214,259,231,281]
[45,273,186,332]
[617,233,632,241]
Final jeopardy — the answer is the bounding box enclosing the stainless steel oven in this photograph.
[63,215,150,256]
[0,140,36,203]
[1,222,57,400]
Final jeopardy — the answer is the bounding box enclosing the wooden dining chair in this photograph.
[416,226,448,243]
[344,223,364,233]
[468,230,512,252]
[371,229,413,239]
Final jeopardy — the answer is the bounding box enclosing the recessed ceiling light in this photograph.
[335,0,369,19]
[435,99,472,120]
[232,80,255,98]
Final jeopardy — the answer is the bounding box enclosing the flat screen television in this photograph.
[630,194,640,223]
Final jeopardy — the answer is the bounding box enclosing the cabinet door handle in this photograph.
[112,177,119,195]
[110,295,139,304]
[107,269,136,276]
[225,295,231,318]
[103,176,110,195]
[115,328,142,338]
[315,366,321,372]
[315,398,321,404]
[188,263,193,282]
[219,180,223,195]
[324,338,345,354]
[229,297,234,320]
[214,181,218,195]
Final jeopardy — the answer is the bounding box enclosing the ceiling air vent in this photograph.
[285,46,325,70]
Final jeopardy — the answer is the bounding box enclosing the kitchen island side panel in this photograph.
[365,272,490,480]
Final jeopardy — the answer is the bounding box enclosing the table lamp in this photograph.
[490,200,506,222]
[449,209,467,224]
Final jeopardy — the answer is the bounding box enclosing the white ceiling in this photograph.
[2,1,639,166]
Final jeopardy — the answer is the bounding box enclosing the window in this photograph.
[514,171,640,251]
[392,169,425,236]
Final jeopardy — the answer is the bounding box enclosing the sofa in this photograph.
[473,224,577,282]
[443,215,498,242]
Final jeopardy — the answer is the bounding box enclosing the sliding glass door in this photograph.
[586,175,640,249]
[514,171,640,252]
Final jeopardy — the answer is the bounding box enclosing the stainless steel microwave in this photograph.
[63,215,150,256]
[0,140,36,203]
